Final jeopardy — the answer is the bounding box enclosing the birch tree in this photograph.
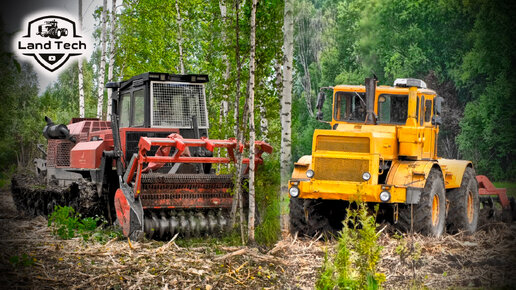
[96,0,107,119]
[247,0,257,243]
[106,0,116,121]
[280,0,294,231]
[219,0,230,128]
[78,0,85,118]
[229,0,247,244]
[175,0,185,74]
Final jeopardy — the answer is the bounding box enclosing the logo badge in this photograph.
[14,13,88,73]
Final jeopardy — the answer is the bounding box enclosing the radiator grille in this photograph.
[314,158,369,182]
[316,136,370,153]
[47,139,75,168]
[151,81,208,128]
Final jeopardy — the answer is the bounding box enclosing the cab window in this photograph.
[120,93,131,127]
[133,89,145,126]
[377,94,409,124]
[424,99,432,123]
[334,91,366,122]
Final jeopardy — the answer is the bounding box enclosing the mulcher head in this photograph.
[115,133,272,240]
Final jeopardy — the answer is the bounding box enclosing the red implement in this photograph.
[476,175,510,210]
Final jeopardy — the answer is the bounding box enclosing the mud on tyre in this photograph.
[397,168,446,237]
[447,167,479,234]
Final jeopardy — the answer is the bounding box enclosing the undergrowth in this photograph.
[255,156,281,246]
[48,205,122,243]
[316,202,385,290]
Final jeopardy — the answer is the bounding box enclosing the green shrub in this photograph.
[48,205,122,242]
[316,202,385,290]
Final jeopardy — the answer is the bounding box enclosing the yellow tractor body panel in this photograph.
[438,158,472,189]
[296,180,407,203]
[386,160,440,189]
[292,155,312,180]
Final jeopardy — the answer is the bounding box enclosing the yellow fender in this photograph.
[437,158,473,189]
[291,155,312,180]
[386,160,442,189]
[386,159,472,190]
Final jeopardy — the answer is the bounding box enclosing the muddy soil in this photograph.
[0,188,515,289]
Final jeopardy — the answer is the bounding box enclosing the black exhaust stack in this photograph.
[364,77,377,125]
[42,116,76,143]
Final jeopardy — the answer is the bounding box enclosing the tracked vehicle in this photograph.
[12,72,272,240]
[288,77,514,237]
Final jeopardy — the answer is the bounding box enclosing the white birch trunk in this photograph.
[219,0,230,127]
[259,99,268,142]
[78,0,85,118]
[106,0,116,121]
[229,0,246,245]
[247,0,257,243]
[175,0,185,74]
[96,0,108,119]
[280,0,294,232]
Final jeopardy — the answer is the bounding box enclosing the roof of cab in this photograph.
[333,84,437,95]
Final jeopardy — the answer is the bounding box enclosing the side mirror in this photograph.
[434,96,443,115]
[432,96,444,126]
[316,91,325,120]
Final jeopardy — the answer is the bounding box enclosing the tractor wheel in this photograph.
[397,169,446,237]
[447,167,479,234]
[305,199,333,237]
[289,197,307,237]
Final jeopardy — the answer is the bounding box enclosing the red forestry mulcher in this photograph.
[12,72,272,240]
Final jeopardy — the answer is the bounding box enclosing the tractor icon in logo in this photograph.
[36,20,68,39]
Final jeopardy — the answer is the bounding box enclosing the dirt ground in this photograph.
[1,189,515,289]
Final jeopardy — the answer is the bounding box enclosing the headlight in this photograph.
[362,172,371,181]
[379,191,391,202]
[289,186,300,197]
[306,169,314,178]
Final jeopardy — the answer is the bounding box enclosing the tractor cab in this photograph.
[109,72,211,164]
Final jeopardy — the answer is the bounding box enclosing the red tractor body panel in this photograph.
[70,140,110,169]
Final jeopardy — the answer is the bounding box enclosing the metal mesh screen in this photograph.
[151,81,208,128]
[47,139,74,168]
[314,158,369,182]
[316,136,370,153]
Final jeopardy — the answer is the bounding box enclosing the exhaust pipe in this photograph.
[42,116,76,143]
[364,77,377,125]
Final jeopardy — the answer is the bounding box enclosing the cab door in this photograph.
[421,95,435,159]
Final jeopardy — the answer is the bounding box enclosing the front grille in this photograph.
[314,157,369,182]
[316,136,370,153]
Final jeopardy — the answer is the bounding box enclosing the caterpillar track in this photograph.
[11,172,106,219]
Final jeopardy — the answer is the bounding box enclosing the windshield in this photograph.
[334,91,366,122]
[377,94,408,124]
[151,82,208,128]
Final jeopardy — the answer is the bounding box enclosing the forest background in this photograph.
[0,0,514,242]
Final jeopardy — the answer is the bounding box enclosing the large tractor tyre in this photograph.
[289,197,307,237]
[397,169,446,237]
[447,167,479,234]
[305,199,333,237]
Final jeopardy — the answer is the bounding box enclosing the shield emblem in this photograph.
[17,15,86,72]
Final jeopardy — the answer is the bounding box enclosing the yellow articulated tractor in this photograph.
[289,77,483,237]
